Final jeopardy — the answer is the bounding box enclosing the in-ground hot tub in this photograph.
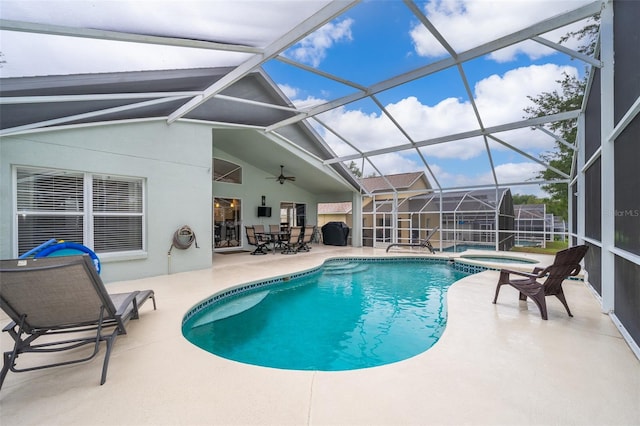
[459,254,539,265]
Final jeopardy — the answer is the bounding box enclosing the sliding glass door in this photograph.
[280,202,306,228]
[214,197,241,250]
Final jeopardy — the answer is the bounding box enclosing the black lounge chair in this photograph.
[245,226,268,255]
[0,255,156,389]
[386,226,439,253]
[492,245,588,320]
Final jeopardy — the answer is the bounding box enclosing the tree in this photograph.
[523,17,599,221]
[524,73,585,220]
[347,160,362,178]
[512,193,544,205]
[347,160,379,178]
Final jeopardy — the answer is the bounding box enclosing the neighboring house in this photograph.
[317,202,353,228]
[408,188,515,251]
[357,175,514,250]
[360,172,433,247]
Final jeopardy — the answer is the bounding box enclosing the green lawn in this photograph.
[510,240,568,255]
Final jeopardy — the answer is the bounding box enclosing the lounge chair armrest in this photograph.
[499,268,539,279]
[112,291,140,317]
[3,321,17,332]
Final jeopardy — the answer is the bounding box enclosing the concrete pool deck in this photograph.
[1,245,639,425]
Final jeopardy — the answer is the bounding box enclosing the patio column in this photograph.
[351,193,362,247]
[575,113,586,246]
[600,0,615,314]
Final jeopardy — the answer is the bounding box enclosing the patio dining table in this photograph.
[258,231,290,254]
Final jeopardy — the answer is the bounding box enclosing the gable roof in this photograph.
[360,172,430,194]
[318,202,353,215]
[0,67,299,130]
[1,67,360,194]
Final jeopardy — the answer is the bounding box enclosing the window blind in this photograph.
[92,175,144,253]
[15,167,144,256]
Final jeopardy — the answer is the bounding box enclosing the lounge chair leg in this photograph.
[492,283,502,304]
[555,291,573,317]
[530,294,548,320]
[0,352,13,390]
[492,271,510,304]
[100,331,118,386]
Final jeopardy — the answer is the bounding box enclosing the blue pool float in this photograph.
[34,242,101,274]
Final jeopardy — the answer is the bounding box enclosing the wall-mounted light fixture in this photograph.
[261,195,266,206]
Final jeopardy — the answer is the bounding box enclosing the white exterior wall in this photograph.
[1,120,213,282]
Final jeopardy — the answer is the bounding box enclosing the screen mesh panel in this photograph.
[584,242,602,296]
[614,117,640,256]
[615,256,640,345]
[584,69,602,159]
[584,158,601,240]
[614,0,640,124]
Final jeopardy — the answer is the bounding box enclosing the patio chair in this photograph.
[0,255,156,389]
[269,224,285,250]
[297,225,315,252]
[492,245,588,320]
[386,226,439,253]
[281,226,302,255]
[245,226,268,255]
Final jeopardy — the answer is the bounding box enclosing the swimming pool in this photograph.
[182,258,469,371]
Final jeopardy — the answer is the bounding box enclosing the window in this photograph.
[15,167,145,256]
[92,175,144,253]
[213,158,242,184]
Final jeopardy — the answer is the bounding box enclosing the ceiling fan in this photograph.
[269,165,296,185]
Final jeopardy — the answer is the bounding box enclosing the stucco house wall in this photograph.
[1,120,213,282]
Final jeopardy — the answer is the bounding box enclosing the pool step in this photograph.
[191,290,270,328]
[323,262,369,275]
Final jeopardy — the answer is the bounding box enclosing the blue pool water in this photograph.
[183,259,468,371]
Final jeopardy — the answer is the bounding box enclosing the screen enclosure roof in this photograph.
[0,0,604,196]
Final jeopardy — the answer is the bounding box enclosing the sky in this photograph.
[0,0,598,196]
[265,0,596,196]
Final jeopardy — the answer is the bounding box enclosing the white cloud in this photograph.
[287,63,575,186]
[278,84,299,100]
[494,162,545,183]
[387,64,574,159]
[286,18,354,67]
[0,31,251,78]
[474,64,579,126]
[410,0,595,61]
[0,0,334,77]
[430,161,545,192]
